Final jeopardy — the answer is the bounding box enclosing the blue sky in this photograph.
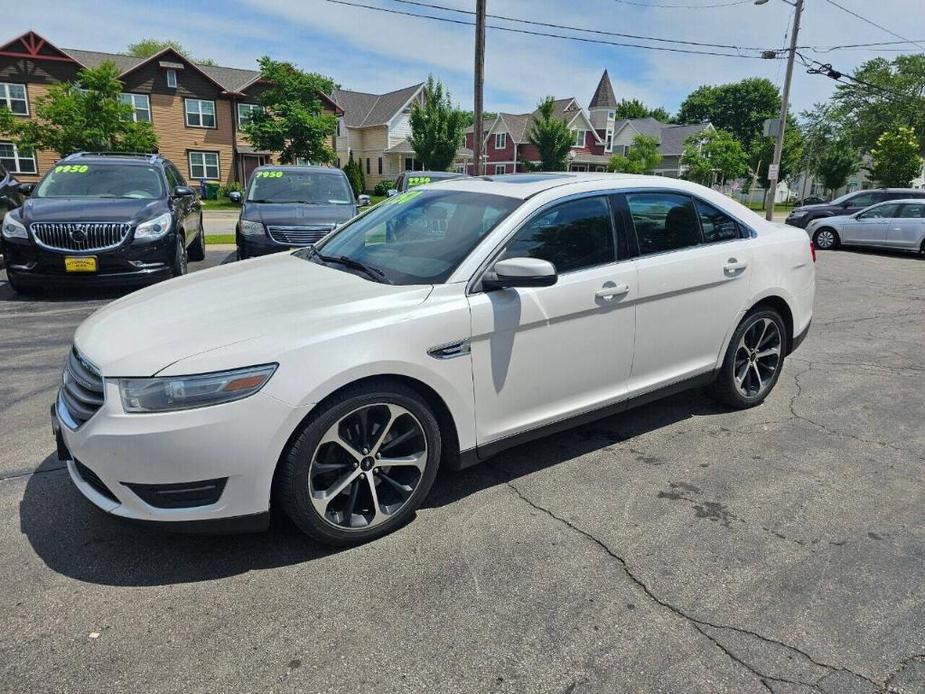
[5,0,923,116]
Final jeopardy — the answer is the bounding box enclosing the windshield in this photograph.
[246,170,354,204]
[299,189,520,285]
[35,163,164,199]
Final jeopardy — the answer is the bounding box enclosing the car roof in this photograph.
[428,172,696,200]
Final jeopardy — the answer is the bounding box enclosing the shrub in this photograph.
[373,179,395,196]
[219,182,244,199]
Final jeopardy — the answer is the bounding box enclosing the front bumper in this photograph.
[785,215,810,229]
[53,383,312,529]
[238,233,301,258]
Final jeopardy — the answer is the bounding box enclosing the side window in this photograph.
[164,166,181,190]
[502,196,615,273]
[897,203,925,219]
[847,192,877,208]
[626,193,702,255]
[858,203,899,219]
[694,199,740,243]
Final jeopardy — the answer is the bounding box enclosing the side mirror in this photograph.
[229,191,242,204]
[386,189,398,198]
[482,257,558,291]
[173,185,194,197]
[357,194,370,207]
[17,183,34,196]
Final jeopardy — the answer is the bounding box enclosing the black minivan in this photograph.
[232,165,362,259]
[0,152,204,293]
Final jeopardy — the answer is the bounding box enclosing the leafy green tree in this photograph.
[608,134,661,173]
[461,110,497,127]
[241,56,337,165]
[527,97,573,171]
[0,61,157,156]
[677,78,780,152]
[409,75,466,171]
[680,129,748,185]
[748,114,804,187]
[126,38,215,65]
[812,139,860,195]
[869,127,922,187]
[343,152,365,196]
[613,98,672,122]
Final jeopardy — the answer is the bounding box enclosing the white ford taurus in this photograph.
[54,174,815,545]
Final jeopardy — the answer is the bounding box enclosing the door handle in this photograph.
[724,258,748,274]
[595,283,630,300]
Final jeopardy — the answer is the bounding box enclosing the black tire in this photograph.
[170,233,188,277]
[812,227,839,250]
[5,272,37,295]
[708,308,788,409]
[277,380,442,546]
[188,218,206,262]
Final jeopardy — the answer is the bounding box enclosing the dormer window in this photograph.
[494,132,506,150]
[166,69,177,89]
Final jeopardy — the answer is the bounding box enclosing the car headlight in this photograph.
[1,215,27,239]
[134,212,173,240]
[788,210,807,219]
[240,219,265,237]
[117,364,277,413]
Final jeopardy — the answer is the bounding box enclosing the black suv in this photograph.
[1,152,204,293]
[786,188,925,228]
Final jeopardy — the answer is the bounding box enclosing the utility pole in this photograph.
[472,0,486,176]
[761,0,803,221]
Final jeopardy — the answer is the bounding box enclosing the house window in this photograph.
[120,93,151,123]
[366,158,370,175]
[166,69,178,89]
[336,118,344,137]
[188,151,220,180]
[237,103,262,126]
[0,141,36,174]
[605,130,613,152]
[0,83,28,116]
[455,164,465,174]
[185,99,216,128]
[378,157,383,175]
[571,130,585,148]
[494,132,506,150]
[494,164,506,175]
[607,111,615,120]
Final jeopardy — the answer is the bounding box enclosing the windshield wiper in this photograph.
[302,247,391,284]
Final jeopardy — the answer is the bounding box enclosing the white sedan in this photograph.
[54,174,815,545]
[806,198,925,253]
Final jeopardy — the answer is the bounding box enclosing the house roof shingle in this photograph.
[589,70,617,109]
[332,83,423,128]
[659,123,711,156]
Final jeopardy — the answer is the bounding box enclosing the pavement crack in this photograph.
[0,464,67,482]
[882,652,925,692]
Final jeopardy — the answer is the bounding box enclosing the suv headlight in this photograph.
[1,215,27,239]
[117,364,277,413]
[134,212,173,240]
[788,210,807,219]
[240,220,265,237]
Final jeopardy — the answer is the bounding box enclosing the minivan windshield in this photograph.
[247,170,354,204]
[297,189,520,285]
[35,163,164,199]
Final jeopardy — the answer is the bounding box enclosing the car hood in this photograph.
[74,253,433,376]
[242,201,355,227]
[790,203,836,216]
[807,214,850,228]
[18,197,165,224]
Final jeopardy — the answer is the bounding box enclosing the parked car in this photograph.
[0,162,25,222]
[1,152,204,293]
[786,188,925,228]
[232,165,361,259]
[53,173,814,545]
[794,195,827,207]
[806,198,925,253]
[388,170,466,196]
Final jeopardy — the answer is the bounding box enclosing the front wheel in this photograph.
[708,309,787,409]
[812,227,839,250]
[170,234,188,277]
[277,381,442,546]
[188,217,206,262]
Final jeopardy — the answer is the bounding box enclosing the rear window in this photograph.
[35,164,164,199]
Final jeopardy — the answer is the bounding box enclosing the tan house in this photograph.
[0,31,341,186]
[332,83,427,189]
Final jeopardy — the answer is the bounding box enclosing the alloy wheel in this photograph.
[814,229,835,249]
[176,237,188,275]
[308,403,427,530]
[733,317,782,398]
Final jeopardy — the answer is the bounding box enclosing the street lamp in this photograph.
[756,0,803,220]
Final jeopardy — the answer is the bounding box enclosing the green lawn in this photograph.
[205,234,236,245]
[201,199,240,211]
[743,202,795,212]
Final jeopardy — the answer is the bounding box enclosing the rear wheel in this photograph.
[278,381,442,546]
[709,309,787,409]
[812,227,839,250]
[188,217,206,262]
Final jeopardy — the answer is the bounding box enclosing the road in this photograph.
[1,248,923,693]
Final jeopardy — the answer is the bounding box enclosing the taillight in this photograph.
[810,242,816,263]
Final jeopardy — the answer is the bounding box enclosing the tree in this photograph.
[613,98,672,122]
[126,38,215,65]
[680,129,748,185]
[408,75,466,171]
[343,152,365,196]
[869,127,922,187]
[461,110,497,127]
[813,139,861,195]
[677,78,780,152]
[748,114,804,188]
[0,61,157,156]
[241,56,337,165]
[608,133,661,173]
[527,97,573,171]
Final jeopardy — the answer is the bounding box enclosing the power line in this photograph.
[796,52,919,102]
[324,0,777,59]
[613,0,752,7]
[391,0,770,51]
[822,0,925,52]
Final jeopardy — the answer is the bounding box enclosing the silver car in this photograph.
[805,198,925,253]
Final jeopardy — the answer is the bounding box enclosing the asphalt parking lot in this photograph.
[0,248,922,693]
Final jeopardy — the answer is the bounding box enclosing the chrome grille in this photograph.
[267,225,335,245]
[31,222,131,252]
[59,347,104,428]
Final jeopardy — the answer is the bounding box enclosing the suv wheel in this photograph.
[277,381,442,546]
[812,227,839,250]
[5,272,36,295]
[188,218,206,262]
[708,309,787,409]
[171,234,188,277]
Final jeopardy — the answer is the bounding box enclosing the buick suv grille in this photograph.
[32,222,131,252]
[59,347,105,427]
[267,225,335,245]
